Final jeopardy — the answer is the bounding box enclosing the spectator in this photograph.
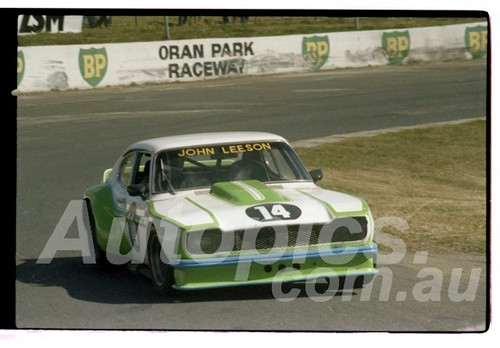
[101,16,112,27]
[86,16,112,28]
[223,16,249,24]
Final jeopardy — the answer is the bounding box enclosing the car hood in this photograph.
[151,180,368,231]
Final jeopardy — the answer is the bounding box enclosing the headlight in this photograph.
[318,217,368,243]
[187,229,234,255]
[200,229,222,254]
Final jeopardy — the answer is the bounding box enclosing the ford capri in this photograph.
[84,132,378,295]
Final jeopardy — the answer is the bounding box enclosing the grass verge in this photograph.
[18,16,486,46]
[296,120,487,254]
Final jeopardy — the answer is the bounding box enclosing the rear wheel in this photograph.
[147,230,176,295]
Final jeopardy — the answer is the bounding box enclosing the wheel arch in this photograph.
[84,183,116,252]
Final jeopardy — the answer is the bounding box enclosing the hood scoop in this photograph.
[210,180,287,206]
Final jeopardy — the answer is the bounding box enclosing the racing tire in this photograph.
[336,275,365,290]
[147,230,176,295]
[86,200,110,269]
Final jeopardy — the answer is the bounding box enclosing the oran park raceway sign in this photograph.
[16,22,487,92]
[157,41,255,79]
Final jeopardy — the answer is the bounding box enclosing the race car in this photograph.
[84,132,378,295]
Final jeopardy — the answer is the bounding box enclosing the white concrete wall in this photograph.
[16,22,487,93]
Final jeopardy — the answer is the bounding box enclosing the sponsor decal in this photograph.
[246,203,302,221]
[302,35,330,71]
[18,15,83,35]
[382,31,410,64]
[465,25,488,58]
[17,51,25,86]
[158,41,254,79]
[178,143,271,157]
[79,47,108,87]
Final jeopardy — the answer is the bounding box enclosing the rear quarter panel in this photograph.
[85,183,130,254]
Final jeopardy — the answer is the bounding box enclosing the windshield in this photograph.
[152,141,310,193]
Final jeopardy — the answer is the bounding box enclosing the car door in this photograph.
[113,151,136,213]
[125,151,152,253]
[112,151,152,254]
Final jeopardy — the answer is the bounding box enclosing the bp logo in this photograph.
[382,31,410,64]
[302,35,330,71]
[17,51,25,86]
[79,47,108,87]
[465,25,488,59]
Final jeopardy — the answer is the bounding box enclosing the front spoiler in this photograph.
[171,244,378,290]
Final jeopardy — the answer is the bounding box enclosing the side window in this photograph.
[119,152,136,187]
[133,153,151,189]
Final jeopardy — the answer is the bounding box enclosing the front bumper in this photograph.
[171,244,378,290]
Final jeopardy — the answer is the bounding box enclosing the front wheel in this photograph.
[334,275,365,290]
[147,230,176,295]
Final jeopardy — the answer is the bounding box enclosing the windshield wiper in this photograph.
[160,159,177,195]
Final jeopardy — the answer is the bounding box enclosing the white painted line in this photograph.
[294,88,354,93]
[201,83,237,88]
[458,323,487,332]
[291,117,487,148]
[17,109,242,126]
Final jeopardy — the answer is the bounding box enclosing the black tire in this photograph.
[86,200,110,269]
[147,230,176,295]
[353,276,365,289]
[337,275,365,290]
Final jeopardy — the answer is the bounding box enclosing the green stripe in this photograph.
[149,198,219,231]
[300,190,369,217]
[185,197,220,230]
[210,180,288,206]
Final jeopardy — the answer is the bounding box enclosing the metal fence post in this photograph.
[165,16,170,39]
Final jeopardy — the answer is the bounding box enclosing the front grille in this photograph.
[232,217,368,252]
[186,217,368,255]
[233,224,320,251]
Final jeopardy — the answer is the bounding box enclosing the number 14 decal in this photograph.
[254,205,290,220]
[246,204,302,221]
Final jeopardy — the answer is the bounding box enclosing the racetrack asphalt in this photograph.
[16,59,488,331]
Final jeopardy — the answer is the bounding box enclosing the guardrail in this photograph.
[16,22,487,93]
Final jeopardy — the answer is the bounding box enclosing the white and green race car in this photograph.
[84,132,378,294]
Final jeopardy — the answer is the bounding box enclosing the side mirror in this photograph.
[102,168,113,183]
[309,169,323,183]
[127,183,146,198]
